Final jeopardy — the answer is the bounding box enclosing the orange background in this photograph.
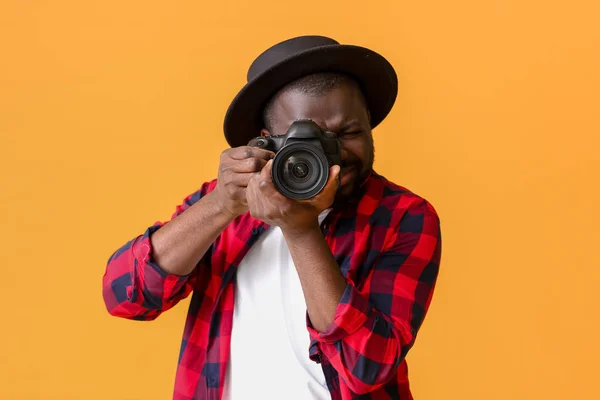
[1,1,599,399]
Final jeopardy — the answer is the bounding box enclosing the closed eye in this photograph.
[340,131,362,138]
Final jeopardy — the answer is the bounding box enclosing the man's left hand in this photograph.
[246,159,341,234]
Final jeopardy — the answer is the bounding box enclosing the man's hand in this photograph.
[246,159,341,234]
[247,159,346,332]
[213,146,275,218]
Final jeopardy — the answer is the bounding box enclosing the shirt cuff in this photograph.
[307,280,373,343]
[129,225,193,306]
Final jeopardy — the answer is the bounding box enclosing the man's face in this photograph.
[262,82,374,202]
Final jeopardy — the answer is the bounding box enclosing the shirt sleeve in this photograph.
[102,180,217,321]
[307,198,442,394]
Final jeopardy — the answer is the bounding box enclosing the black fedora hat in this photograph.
[223,35,398,148]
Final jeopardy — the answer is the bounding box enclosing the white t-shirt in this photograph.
[221,211,331,400]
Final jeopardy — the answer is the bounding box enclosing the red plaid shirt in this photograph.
[102,171,442,399]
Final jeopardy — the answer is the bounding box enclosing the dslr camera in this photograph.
[247,119,342,200]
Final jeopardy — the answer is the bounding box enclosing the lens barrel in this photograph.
[272,143,329,200]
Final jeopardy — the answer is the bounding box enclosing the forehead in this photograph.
[267,83,368,134]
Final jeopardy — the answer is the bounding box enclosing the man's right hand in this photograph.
[214,146,275,218]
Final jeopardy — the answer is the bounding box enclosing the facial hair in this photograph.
[332,141,375,205]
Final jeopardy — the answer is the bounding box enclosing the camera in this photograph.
[247,119,342,200]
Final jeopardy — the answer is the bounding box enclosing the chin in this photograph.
[333,182,356,203]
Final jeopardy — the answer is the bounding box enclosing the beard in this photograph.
[332,142,375,205]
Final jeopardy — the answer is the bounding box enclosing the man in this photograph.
[103,35,442,400]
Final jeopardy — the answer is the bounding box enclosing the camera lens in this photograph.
[291,162,309,179]
[284,156,314,184]
[272,143,329,200]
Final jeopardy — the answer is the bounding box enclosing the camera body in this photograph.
[248,119,342,200]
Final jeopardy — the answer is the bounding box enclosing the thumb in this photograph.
[262,159,273,177]
[312,165,340,205]
[327,164,341,190]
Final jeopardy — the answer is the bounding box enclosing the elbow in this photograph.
[102,276,165,322]
[102,270,160,321]
[345,358,402,395]
[102,287,161,321]
[102,253,168,321]
[102,278,131,319]
[102,266,131,313]
[344,332,409,394]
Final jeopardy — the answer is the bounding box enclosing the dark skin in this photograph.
[149,146,274,277]
[246,82,374,332]
[150,80,374,332]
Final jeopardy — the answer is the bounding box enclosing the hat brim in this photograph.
[223,44,398,148]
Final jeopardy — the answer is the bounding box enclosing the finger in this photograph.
[332,164,341,187]
[245,174,262,212]
[229,157,269,173]
[261,159,273,179]
[254,160,277,195]
[233,188,248,205]
[226,172,256,187]
[326,165,341,190]
[229,146,275,161]
[258,160,275,192]
[315,165,341,201]
[247,170,266,193]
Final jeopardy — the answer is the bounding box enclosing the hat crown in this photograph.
[247,35,340,82]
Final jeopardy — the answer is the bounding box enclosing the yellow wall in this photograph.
[1,1,599,399]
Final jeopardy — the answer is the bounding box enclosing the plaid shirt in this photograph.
[102,171,442,400]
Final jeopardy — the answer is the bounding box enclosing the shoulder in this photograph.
[364,173,442,257]
[362,172,440,220]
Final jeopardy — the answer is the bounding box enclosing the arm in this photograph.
[101,180,229,320]
[102,145,275,320]
[282,225,347,332]
[149,189,237,276]
[302,199,442,394]
[245,162,441,393]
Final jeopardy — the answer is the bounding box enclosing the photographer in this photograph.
[102,35,442,400]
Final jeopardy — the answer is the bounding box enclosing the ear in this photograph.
[260,128,270,137]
